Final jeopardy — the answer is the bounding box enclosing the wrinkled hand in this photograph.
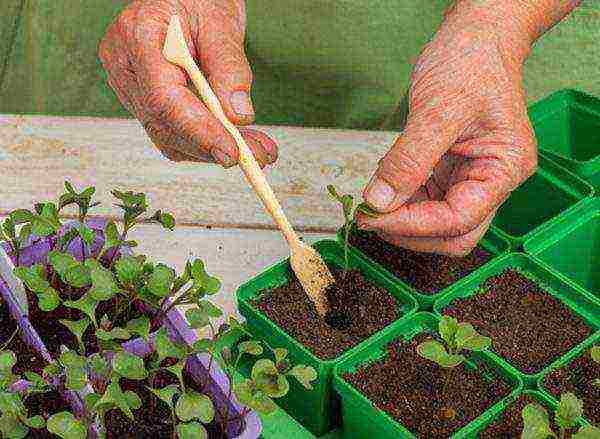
[99,0,277,167]
[357,2,540,256]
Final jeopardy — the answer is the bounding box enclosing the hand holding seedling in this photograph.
[99,0,277,167]
[417,315,491,419]
[356,1,582,257]
[521,392,600,439]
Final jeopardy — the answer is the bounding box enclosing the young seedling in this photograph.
[0,350,49,438]
[591,345,600,388]
[326,184,379,271]
[521,392,600,439]
[416,315,491,420]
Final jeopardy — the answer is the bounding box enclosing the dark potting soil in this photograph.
[253,267,399,360]
[349,229,491,294]
[480,394,547,438]
[543,351,600,425]
[443,269,592,374]
[0,299,46,376]
[106,362,231,438]
[344,334,511,437]
[24,389,72,438]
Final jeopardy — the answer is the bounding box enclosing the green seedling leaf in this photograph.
[572,425,600,438]
[248,392,278,415]
[84,393,101,412]
[124,391,142,411]
[31,203,61,237]
[2,218,16,240]
[273,348,288,363]
[417,340,465,368]
[23,371,45,388]
[148,263,175,297]
[190,260,221,295]
[155,328,186,362]
[252,359,289,398]
[165,361,185,389]
[112,352,148,380]
[23,415,44,429]
[126,317,151,342]
[149,384,179,409]
[87,262,119,300]
[521,403,556,439]
[591,346,600,364]
[9,209,33,225]
[43,363,61,380]
[556,392,583,430]
[355,202,380,218]
[186,308,210,330]
[0,351,16,373]
[192,339,214,353]
[75,224,95,246]
[115,255,143,285]
[151,210,176,231]
[17,224,32,246]
[64,265,91,289]
[455,322,491,352]
[439,315,459,348]
[238,341,263,357]
[59,351,87,391]
[14,265,49,293]
[103,221,121,250]
[198,300,222,318]
[48,251,78,277]
[59,317,90,348]
[175,391,215,424]
[94,379,135,420]
[0,412,28,439]
[88,353,110,378]
[96,327,131,341]
[46,412,87,439]
[289,365,317,390]
[64,293,98,328]
[37,288,61,311]
[176,422,208,439]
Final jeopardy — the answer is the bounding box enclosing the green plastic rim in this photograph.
[332,312,523,439]
[236,239,418,436]
[336,225,510,310]
[490,154,594,249]
[536,328,600,422]
[433,253,600,387]
[524,197,600,303]
[529,88,600,179]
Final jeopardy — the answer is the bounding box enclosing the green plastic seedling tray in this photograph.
[434,253,600,387]
[491,154,594,250]
[337,225,510,310]
[236,239,419,436]
[537,327,600,422]
[529,88,600,189]
[470,389,590,436]
[524,197,600,302]
[332,312,522,439]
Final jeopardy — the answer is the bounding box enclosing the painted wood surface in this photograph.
[0,114,397,231]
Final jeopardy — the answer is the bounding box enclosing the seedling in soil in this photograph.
[521,392,600,439]
[326,185,379,271]
[591,346,600,388]
[0,350,49,438]
[416,315,491,420]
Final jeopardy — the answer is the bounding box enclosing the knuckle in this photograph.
[377,146,423,186]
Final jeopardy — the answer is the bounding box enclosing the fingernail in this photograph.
[230,91,254,116]
[365,177,396,210]
[211,149,235,168]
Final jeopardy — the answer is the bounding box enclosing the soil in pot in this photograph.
[253,266,399,359]
[105,358,239,439]
[343,334,512,437]
[0,298,47,375]
[480,394,548,438]
[348,229,491,294]
[24,388,72,438]
[443,269,592,374]
[543,352,599,424]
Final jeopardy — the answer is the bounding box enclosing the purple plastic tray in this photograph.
[0,218,260,438]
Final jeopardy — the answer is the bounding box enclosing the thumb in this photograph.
[363,117,460,213]
[196,12,254,125]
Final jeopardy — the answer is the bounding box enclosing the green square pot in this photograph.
[491,154,594,250]
[537,329,600,425]
[524,197,600,302]
[470,389,590,436]
[529,88,600,189]
[433,253,600,387]
[332,312,522,439]
[337,225,510,310]
[236,240,418,436]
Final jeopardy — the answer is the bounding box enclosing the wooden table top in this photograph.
[0,114,397,328]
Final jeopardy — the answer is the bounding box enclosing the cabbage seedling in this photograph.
[521,392,600,439]
[417,315,491,419]
[327,185,379,271]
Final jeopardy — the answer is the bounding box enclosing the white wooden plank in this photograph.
[0,114,397,230]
